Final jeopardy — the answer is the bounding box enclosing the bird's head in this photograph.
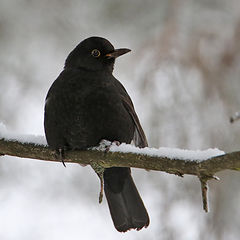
[64,36,131,72]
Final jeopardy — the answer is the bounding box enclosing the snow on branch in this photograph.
[1,129,240,212]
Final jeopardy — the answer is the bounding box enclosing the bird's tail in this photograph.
[104,167,149,232]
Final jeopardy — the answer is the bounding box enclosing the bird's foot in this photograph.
[90,162,105,204]
[104,140,120,153]
[91,139,120,153]
[55,148,66,167]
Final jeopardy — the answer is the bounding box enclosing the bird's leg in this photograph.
[90,162,105,204]
[55,148,66,167]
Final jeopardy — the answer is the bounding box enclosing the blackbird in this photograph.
[44,36,149,232]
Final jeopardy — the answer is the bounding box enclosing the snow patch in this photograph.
[0,122,47,146]
[93,140,225,162]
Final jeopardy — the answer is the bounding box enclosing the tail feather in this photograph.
[104,167,149,232]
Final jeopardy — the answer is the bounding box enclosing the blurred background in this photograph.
[0,0,240,239]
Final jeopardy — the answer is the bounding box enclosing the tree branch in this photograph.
[1,137,240,212]
[1,137,239,175]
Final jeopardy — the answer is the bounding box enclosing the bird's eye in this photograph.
[91,49,101,58]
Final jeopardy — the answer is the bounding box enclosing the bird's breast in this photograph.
[45,72,134,149]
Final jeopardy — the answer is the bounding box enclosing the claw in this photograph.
[104,140,121,153]
[58,148,66,167]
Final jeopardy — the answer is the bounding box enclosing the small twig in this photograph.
[230,111,240,123]
[199,174,219,212]
[90,161,105,203]
[200,177,209,212]
[198,175,220,212]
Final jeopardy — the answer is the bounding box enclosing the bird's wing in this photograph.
[113,78,148,148]
[121,94,148,148]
